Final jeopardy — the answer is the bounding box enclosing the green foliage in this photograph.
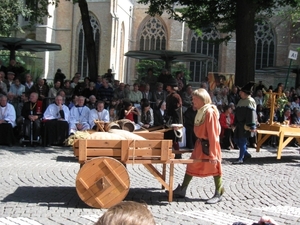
[0,50,44,82]
[136,60,165,78]
[135,60,190,82]
[0,0,58,36]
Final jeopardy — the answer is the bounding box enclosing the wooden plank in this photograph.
[133,131,164,140]
[103,158,129,189]
[121,140,129,162]
[78,177,104,207]
[86,139,122,148]
[78,140,87,163]
[162,164,166,190]
[133,140,167,148]
[160,141,169,161]
[143,164,169,189]
[86,149,121,157]
[257,130,280,135]
[169,163,174,202]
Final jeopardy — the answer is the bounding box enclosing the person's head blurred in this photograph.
[125,84,131,91]
[7,71,15,81]
[54,81,61,89]
[37,78,44,86]
[75,72,81,79]
[102,79,109,88]
[72,76,79,84]
[77,96,85,107]
[57,90,66,102]
[96,101,105,112]
[72,95,79,105]
[0,95,8,106]
[89,82,96,90]
[55,95,63,105]
[9,59,16,66]
[84,77,90,85]
[256,90,263,97]
[156,82,163,92]
[89,95,97,103]
[0,71,5,81]
[109,106,115,116]
[223,105,232,114]
[64,80,71,88]
[133,83,139,91]
[97,75,102,83]
[161,68,168,75]
[25,73,32,83]
[94,201,155,225]
[119,83,125,90]
[158,100,166,111]
[29,92,38,103]
[13,77,21,87]
[186,84,193,94]
[147,68,153,76]
[114,80,120,87]
[144,84,150,92]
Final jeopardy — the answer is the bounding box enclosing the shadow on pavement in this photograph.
[0,146,73,155]
[226,155,300,165]
[55,155,78,163]
[1,186,89,208]
[125,188,169,206]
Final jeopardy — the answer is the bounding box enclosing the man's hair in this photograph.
[95,201,155,225]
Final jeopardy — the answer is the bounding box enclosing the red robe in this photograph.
[186,107,222,177]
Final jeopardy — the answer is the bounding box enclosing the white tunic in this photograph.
[43,103,70,121]
[0,103,16,127]
[69,105,90,132]
[89,108,110,128]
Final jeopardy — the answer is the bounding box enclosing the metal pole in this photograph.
[285,59,293,89]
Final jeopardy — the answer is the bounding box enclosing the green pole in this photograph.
[285,59,293,89]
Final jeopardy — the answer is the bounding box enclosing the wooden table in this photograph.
[256,123,300,159]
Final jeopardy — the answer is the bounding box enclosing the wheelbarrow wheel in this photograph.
[76,156,130,209]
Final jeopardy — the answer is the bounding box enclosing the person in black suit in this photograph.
[153,100,167,127]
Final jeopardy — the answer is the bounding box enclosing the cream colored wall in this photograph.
[110,0,133,82]
[16,1,297,87]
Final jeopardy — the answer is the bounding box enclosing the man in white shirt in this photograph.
[69,96,90,134]
[43,95,70,146]
[0,95,16,146]
[89,101,110,130]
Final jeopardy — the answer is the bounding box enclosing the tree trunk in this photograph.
[235,0,257,87]
[78,0,98,82]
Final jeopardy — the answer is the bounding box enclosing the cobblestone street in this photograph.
[0,145,299,225]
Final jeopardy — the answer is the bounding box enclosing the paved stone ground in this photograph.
[0,144,299,225]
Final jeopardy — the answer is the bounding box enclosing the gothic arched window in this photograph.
[189,29,219,82]
[139,17,166,50]
[77,15,100,77]
[255,21,275,69]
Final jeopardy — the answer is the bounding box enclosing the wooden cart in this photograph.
[73,132,179,208]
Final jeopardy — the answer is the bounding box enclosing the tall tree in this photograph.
[76,0,98,82]
[138,0,298,86]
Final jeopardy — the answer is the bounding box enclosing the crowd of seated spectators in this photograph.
[1,63,300,150]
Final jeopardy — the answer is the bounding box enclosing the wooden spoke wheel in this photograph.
[76,157,130,208]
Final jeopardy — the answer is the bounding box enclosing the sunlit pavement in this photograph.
[0,144,299,225]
